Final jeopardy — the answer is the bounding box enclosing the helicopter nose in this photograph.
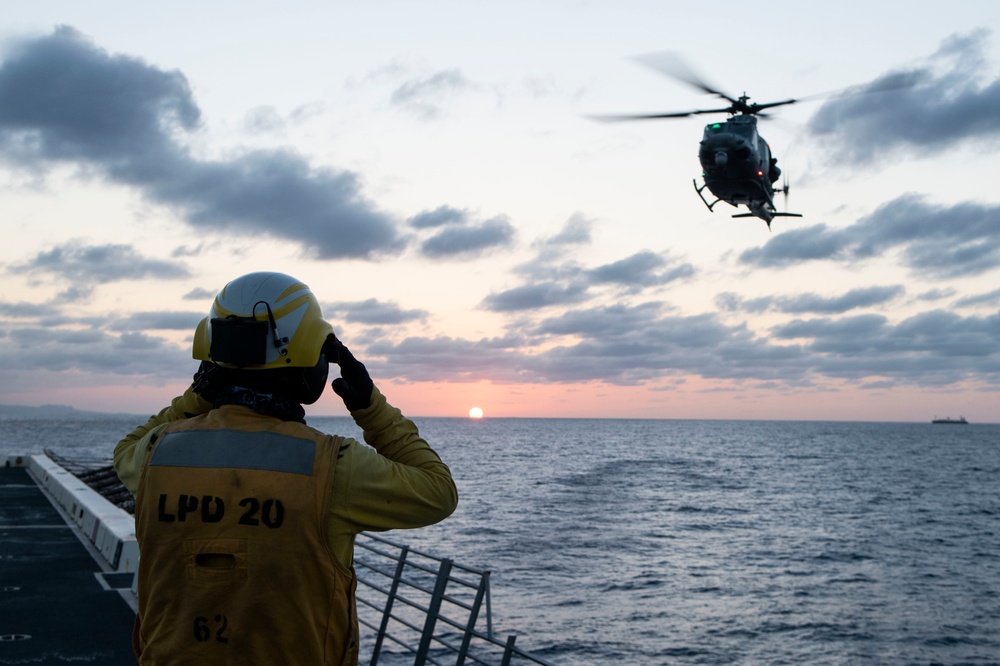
[715,151,728,168]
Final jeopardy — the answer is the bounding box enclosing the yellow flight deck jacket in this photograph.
[114,386,458,666]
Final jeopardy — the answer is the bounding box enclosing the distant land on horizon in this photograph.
[0,403,146,420]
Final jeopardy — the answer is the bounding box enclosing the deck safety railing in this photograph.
[354,533,553,666]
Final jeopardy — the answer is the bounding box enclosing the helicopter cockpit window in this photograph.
[729,123,755,137]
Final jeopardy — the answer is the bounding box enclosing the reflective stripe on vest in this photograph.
[150,429,315,476]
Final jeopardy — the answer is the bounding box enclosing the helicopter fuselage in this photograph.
[697,115,779,214]
[591,55,807,229]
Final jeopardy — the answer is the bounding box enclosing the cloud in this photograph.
[176,151,404,259]
[171,242,216,258]
[241,102,326,135]
[772,314,889,353]
[541,214,594,248]
[892,310,1000,358]
[739,195,1000,278]
[0,26,199,166]
[736,223,849,268]
[588,251,695,288]
[369,306,811,386]
[0,300,206,383]
[324,298,428,326]
[108,311,204,332]
[535,302,666,338]
[6,295,996,396]
[717,285,905,315]
[117,331,168,350]
[0,301,52,318]
[408,205,469,229]
[390,69,471,119]
[955,288,1000,308]
[0,27,403,260]
[242,105,286,134]
[408,208,517,258]
[915,288,956,302]
[808,30,1000,165]
[344,59,408,91]
[521,74,586,103]
[419,215,516,259]
[364,303,1000,391]
[526,320,801,386]
[771,310,1000,385]
[0,324,191,377]
[13,241,190,288]
[481,281,590,312]
[183,287,216,301]
[526,214,596,266]
[492,242,694,312]
[486,217,694,311]
[367,334,528,383]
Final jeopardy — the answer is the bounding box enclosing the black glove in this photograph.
[191,361,224,402]
[324,336,374,411]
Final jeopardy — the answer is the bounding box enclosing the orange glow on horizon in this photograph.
[6,375,998,424]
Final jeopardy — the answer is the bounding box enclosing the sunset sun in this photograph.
[468,407,484,419]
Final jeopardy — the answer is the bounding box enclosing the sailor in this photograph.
[113,271,458,665]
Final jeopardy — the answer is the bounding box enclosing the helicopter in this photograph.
[594,53,805,230]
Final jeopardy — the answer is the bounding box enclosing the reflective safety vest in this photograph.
[134,406,358,665]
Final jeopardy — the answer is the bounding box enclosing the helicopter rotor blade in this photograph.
[793,70,923,107]
[752,98,799,113]
[589,107,735,122]
[593,50,916,125]
[631,51,739,104]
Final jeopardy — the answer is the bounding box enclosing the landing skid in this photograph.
[694,178,802,229]
[693,179,722,212]
[733,211,802,231]
[732,212,803,218]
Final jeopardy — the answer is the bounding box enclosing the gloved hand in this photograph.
[323,336,374,411]
[191,360,224,402]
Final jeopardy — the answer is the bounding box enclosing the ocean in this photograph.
[2,414,999,665]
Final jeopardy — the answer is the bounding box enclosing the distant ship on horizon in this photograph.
[931,416,969,424]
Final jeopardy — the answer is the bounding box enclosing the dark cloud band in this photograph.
[0,27,402,259]
[739,195,1000,278]
[809,30,1000,164]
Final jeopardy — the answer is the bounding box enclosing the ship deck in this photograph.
[1,454,553,666]
[1,463,137,664]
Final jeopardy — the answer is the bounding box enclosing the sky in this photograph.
[2,1,999,422]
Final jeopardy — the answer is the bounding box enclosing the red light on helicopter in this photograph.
[757,170,764,177]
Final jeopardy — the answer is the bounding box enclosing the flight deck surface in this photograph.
[0,465,136,664]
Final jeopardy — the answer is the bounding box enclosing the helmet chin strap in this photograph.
[213,385,306,423]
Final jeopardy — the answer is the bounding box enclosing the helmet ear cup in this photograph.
[209,317,269,365]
